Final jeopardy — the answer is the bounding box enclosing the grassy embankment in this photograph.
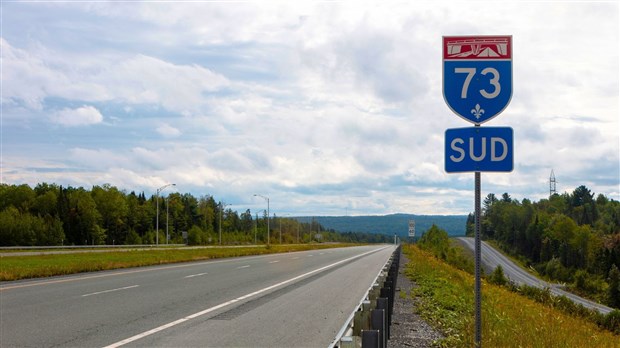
[404,244,619,348]
[0,243,355,281]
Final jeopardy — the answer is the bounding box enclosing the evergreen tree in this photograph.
[608,264,620,308]
[490,265,507,286]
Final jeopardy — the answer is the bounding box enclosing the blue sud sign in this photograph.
[445,127,513,173]
[443,36,512,124]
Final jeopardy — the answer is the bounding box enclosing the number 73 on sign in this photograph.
[443,36,512,125]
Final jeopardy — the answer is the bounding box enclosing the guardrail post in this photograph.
[361,330,380,348]
[370,309,386,348]
[361,301,371,331]
[353,309,363,337]
[380,285,392,331]
[376,297,390,339]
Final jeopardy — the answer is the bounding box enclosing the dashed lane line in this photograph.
[82,285,139,297]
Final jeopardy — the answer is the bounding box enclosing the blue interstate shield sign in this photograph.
[445,127,514,173]
[443,36,512,124]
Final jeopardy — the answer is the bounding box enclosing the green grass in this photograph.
[404,244,619,348]
[0,243,357,281]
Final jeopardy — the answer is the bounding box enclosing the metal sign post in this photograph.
[474,170,481,346]
[443,35,513,348]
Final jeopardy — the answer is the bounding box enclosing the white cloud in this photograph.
[1,37,230,117]
[156,124,181,138]
[50,106,103,126]
[101,55,230,114]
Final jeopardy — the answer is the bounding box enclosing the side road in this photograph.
[455,237,613,315]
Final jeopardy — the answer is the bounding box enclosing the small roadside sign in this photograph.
[445,126,513,173]
[443,36,512,124]
[408,220,415,237]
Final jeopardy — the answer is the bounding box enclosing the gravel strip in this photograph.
[388,251,443,347]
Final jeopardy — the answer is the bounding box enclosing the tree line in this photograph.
[0,183,391,246]
[466,185,620,308]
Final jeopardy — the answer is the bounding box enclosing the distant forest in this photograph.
[0,183,392,246]
[298,214,467,238]
[469,185,620,308]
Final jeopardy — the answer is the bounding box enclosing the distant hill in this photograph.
[294,213,467,238]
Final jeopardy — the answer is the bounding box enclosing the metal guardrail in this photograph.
[330,245,401,348]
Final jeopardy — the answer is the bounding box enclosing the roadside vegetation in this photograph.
[466,186,620,309]
[405,242,619,347]
[0,243,355,281]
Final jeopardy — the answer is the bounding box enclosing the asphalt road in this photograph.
[456,237,613,314]
[0,245,396,347]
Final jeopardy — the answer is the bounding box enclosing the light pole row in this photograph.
[156,188,297,246]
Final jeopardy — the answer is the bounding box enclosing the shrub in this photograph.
[600,310,620,334]
[187,225,206,245]
[489,265,507,286]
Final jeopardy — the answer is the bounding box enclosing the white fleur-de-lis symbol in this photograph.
[471,104,485,119]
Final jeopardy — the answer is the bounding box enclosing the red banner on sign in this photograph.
[443,36,512,60]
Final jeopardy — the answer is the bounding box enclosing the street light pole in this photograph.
[219,202,230,245]
[156,183,176,246]
[254,194,269,245]
[166,196,169,245]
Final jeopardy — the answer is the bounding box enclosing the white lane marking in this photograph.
[82,285,139,297]
[236,265,250,269]
[268,260,280,264]
[184,272,208,279]
[291,257,299,260]
[102,246,391,348]
[319,253,325,255]
[307,254,313,257]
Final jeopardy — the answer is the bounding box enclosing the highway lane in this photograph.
[456,237,613,314]
[1,245,395,347]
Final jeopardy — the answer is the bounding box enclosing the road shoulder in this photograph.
[389,251,443,347]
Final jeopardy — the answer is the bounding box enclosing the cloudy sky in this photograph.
[1,1,618,216]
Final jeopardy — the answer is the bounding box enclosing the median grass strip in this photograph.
[0,244,356,281]
[404,244,619,348]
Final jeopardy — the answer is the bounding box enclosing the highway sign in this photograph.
[445,126,513,172]
[443,36,512,124]
[408,220,415,237]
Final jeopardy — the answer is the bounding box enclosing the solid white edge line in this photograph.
[102,246,390,348]
[82,285,139,297]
